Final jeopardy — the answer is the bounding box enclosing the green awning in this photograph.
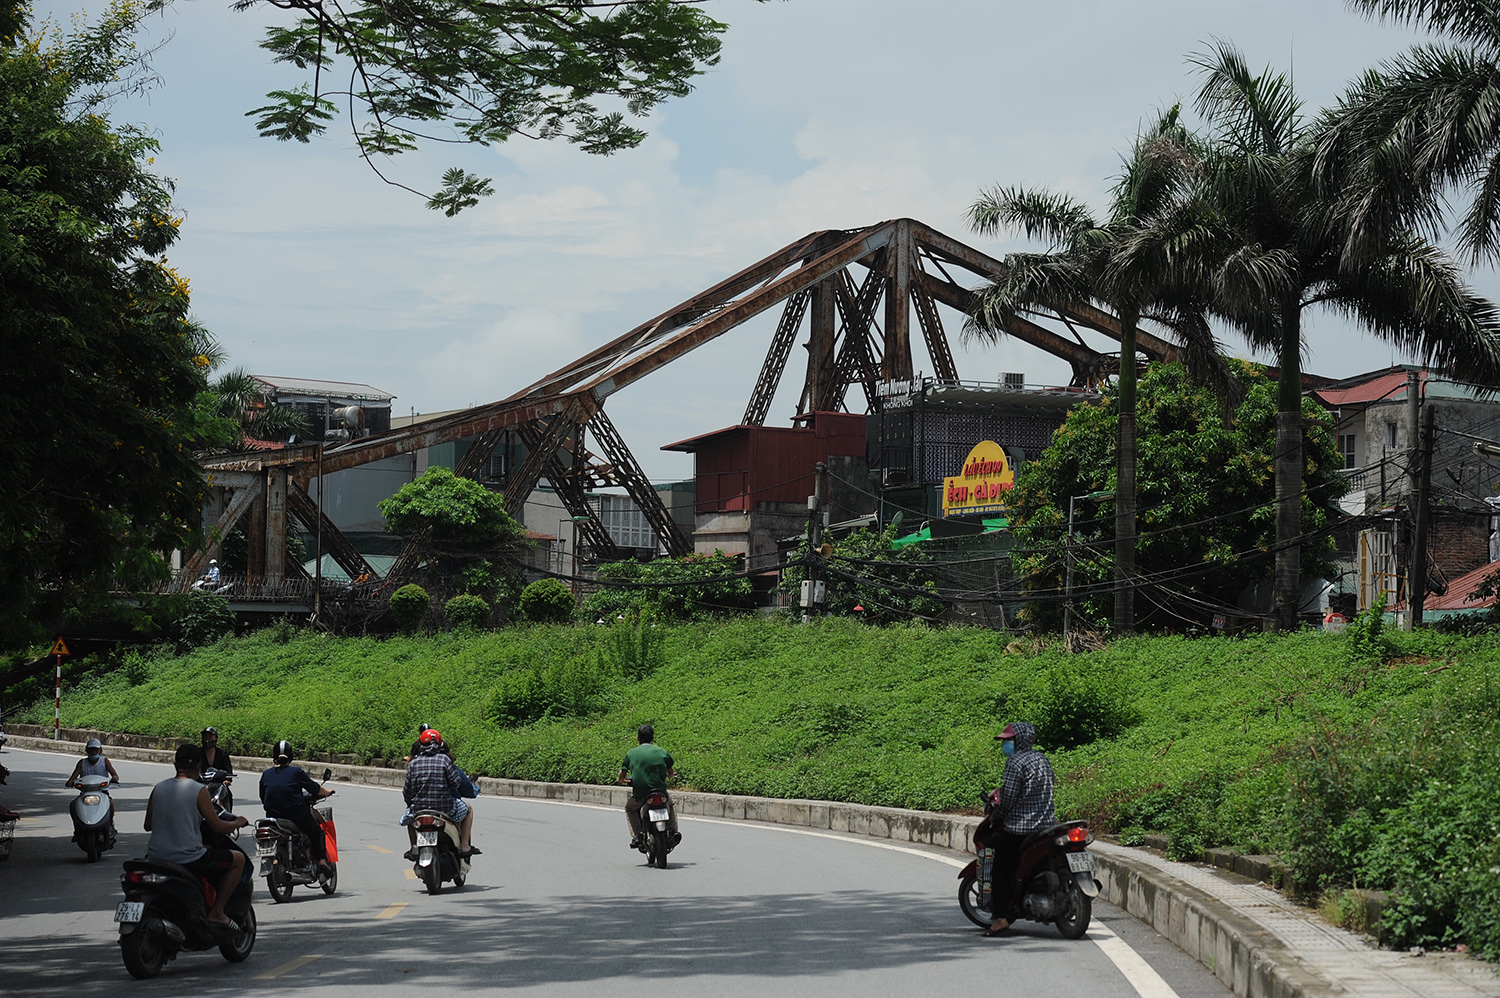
[889,516,1008,549]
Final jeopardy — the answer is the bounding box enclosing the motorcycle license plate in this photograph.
[1066,851,1096,873]
[257,842,277,856]
[114,902,145,924]
[648,809,669,823]
[417,831,439,847]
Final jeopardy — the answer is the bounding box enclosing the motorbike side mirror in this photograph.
[322,768,333,782]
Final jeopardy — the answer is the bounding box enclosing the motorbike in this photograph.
[200,766,234,814]
[115,830,256,978]
[69,775,117,861]
[253,769,337,902]
[635,788,679,869]
[410,809,469,893]
[957,791,1100,938]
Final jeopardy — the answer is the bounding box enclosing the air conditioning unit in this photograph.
[1001,372,1026,388]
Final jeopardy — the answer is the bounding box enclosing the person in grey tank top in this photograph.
[66,737,119,831]
[144,745,249,928]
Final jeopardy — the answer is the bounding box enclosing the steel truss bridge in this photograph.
[193,218,1181,590]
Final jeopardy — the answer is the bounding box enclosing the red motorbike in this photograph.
[957,790,1100,937]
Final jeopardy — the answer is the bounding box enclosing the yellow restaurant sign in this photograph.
[942,440,1013,517]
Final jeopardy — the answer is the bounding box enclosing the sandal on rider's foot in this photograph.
[459,846,481,858]
[983,921,1011,937]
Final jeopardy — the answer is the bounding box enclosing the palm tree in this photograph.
[1318,1,1500,265]
[1183,41,1500,629]
[966,108,1232,636]
[211,368,307,447]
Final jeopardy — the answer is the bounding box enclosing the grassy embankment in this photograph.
[12,616,1500,957]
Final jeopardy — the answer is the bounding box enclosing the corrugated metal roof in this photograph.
[252,375,396,402]
[1407,558,1499,612]
[1313,370,1422,407]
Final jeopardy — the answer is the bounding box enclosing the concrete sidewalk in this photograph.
[5,732,1497,998]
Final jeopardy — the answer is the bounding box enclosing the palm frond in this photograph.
[967,185,1098,251]
[1347,0,1500,50]
[1190,39,1304,157]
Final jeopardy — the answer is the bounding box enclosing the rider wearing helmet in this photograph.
[199,727,234,779]
[66,736,120,831]
[400,729,477,860]
[258,740,333,872]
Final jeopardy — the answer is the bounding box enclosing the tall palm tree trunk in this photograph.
[1274,310,1303,631]
[1115,307,1139,635]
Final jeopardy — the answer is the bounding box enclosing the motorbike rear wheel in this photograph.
[646,830,666,868]
[219,905,257,962]
[957,873,992,928]
[267,865,294,903]
[120,910,167,980]
[320,862,338,895]
[1054,876,1092,939]
[423,857,443,894]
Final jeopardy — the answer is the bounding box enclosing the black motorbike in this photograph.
[200,766,233,814]
[115,843,255,977]
[957,791,1100,938]
[635,788,679,869]
[254,768,337,902]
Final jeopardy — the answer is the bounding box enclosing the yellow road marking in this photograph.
[366,844,394,854]
[375,902,408,919]
[404,869,418,880]
[253,954,323,980]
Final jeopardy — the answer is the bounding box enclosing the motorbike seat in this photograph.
[1019,819,1087,851]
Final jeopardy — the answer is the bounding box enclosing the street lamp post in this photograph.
[1063,490,1114,644]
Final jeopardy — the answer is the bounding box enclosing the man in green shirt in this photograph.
[617,723,678,850]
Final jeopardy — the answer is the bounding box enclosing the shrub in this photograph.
[388,584,431,633]
[178,592,235,648]
[519,579,574,623]
[490,653,611,726]
[603,610,665,681]
[445,593,491,631]
[583,552,756,621]
[1030,660,1139,750]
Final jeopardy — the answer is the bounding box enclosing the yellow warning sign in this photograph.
[50,637,70,657]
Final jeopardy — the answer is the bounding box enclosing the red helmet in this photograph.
[418,729,443,745]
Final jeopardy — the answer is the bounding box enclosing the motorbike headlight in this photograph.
[82,795,102,805]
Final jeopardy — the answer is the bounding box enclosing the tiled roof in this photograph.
[1313,370,1425,407]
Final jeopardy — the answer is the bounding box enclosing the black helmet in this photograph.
[273,739,293,763]
[418,722,432,733]
[201,726,218,744]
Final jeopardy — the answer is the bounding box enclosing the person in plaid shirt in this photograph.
[985,721,1055,936]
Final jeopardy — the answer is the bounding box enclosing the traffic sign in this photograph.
[49,637,70,657]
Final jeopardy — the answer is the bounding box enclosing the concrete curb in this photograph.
[4,732,1331,998]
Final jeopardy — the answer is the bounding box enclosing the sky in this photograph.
[36,0,1475,480]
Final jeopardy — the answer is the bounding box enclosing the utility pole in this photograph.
[801,462,828,622]
[1409,404,1436,628]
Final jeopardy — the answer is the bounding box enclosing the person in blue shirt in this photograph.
[258,740,333,872]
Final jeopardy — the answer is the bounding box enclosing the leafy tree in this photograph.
[379,466,526,552]
[780,526,947,623]
[1008,363,1347,631]
[1174,42,1500,629]
[519,578,575,623]
[967,106,1233,636]
[195,0,764,212]
[582,552,755,621]
[0,1,235,646]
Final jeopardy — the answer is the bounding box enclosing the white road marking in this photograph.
[1090,920,1183,998]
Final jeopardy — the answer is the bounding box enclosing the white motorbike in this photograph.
[70,775,117,861]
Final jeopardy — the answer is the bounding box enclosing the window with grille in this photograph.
[596,495,655,550]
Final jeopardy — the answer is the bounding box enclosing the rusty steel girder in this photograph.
[287,482,378,583]
[193,216,1184,591]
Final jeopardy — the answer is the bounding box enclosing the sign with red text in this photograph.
[942,440,1014,517]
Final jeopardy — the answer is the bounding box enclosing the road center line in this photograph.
[404,868,418,880]
[1089,921,1183,998]
[252,953,323,980]
[366,844,394,854]
[375,902,409,919]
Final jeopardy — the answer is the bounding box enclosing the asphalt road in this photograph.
[0,746,1232,997]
